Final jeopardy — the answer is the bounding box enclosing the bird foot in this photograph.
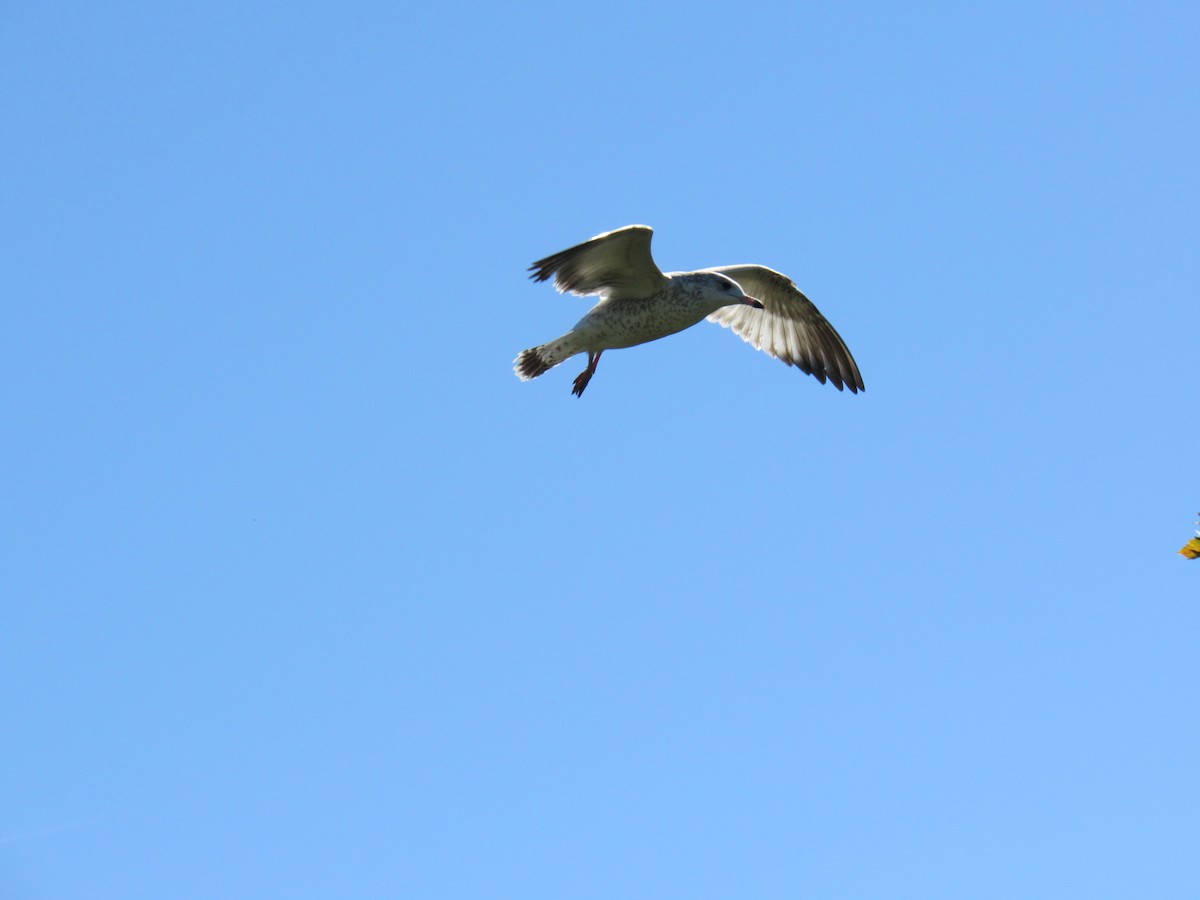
[571,369,593,397]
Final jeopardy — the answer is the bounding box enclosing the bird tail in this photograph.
[514,338,576,381]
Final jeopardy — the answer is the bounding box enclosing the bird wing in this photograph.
[528,225,669,301]
[702,265,865,393]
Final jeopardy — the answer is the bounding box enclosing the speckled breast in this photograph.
[575,289,709,351]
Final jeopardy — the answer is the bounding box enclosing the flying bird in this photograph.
[514,225,865,397]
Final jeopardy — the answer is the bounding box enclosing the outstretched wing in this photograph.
[528,225,669,301]
[703,265,865,393]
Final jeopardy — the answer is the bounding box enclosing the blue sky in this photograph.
[3,1,1197,897]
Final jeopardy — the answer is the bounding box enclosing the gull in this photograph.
[514,225,865,397]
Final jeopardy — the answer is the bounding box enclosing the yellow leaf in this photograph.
[1180,537,1200,560]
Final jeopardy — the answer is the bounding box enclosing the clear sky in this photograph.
[3,2,1197,897]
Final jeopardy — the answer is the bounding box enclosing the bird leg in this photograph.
[572,351,602,397]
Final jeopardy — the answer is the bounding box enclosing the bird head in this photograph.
[693,272,763,311]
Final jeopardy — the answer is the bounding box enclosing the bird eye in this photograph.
[720,280,731,290]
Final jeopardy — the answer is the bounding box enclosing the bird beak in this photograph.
[744,296,764,309]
